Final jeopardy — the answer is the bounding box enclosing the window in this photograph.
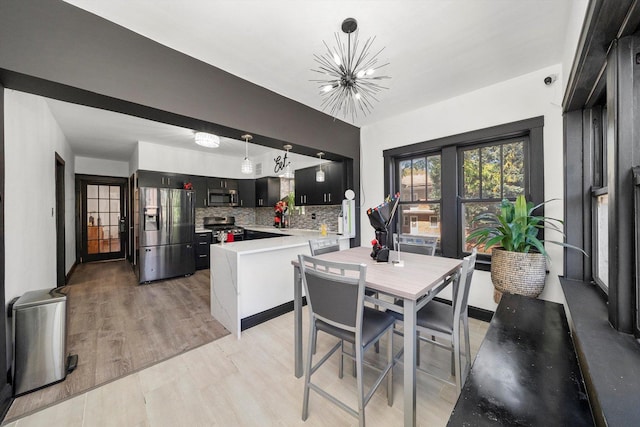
[383,117,544,266]
[397,154,442,252]
[460,139,526,255]
[590,107,608,293]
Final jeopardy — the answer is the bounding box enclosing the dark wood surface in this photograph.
[561,278,640,427]
[6,260,228,422]
[447,293,593,426]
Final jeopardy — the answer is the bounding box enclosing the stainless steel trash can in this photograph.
[11,288,67,396]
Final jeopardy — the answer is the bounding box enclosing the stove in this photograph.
[203,216,245,241]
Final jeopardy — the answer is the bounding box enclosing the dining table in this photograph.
[292,246,463,427]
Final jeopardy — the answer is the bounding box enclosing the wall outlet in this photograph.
[311,213,316,220]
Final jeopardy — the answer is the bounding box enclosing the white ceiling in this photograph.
[53,0,572,161]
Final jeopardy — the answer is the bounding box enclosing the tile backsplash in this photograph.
[196,205,341,232]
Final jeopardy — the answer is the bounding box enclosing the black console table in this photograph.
[448,293,593,426]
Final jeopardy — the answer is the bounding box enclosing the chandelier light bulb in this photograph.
[322,85,333,93]
[354,92,361,100]
[356,70,365,78]
[366,68,375,76]
[333,53,341,66]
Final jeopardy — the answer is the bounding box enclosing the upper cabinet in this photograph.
[192,176,208,208]
[295,162,345,205]
[238,179,256,208]
[138,170,186,189]
[255,177,281,207]
[207,177,238,191]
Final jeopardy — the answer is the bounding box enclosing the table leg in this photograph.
[294,265,303,378]
[404,298,417,427]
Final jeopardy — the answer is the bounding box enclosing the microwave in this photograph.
[208,189,239,207]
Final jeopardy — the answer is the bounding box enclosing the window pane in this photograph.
[462,201,502,255]
[110,186,120,199]
[595,194,608,288]
[99,185,110,199]
[503,142,525,198]
[412,158,427,201]
[481,145,501,199]
[463,149,480,198]
[87,185,99,199]
[397,203,441,241]
[427,155,441,200]
[399,160,412,202]
[99,199,110,212]
[87,199,99,214]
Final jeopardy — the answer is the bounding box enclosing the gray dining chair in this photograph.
[389,248,477,394]
[393,233,438,256]
[308,237,341,256]
[309,237,380,355]
[298,254,394,427]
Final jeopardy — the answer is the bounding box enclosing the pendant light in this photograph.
[316,152,325,182]
[282,144,294,179]
[241,134,253,174]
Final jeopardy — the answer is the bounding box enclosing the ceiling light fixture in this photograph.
[282,144,294,179]
[316,152,325,182]
[311,17,390,121]
[241,134,253,175]
[194,131,220,148]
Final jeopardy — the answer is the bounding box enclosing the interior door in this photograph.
[80,177,127,262]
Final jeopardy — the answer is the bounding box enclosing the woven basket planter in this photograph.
[491,248,546,303]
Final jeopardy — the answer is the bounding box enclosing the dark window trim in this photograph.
[383,117,544,268]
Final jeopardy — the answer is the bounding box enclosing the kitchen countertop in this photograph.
[212,226,348,255]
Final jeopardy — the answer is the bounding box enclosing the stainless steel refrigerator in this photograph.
[137,187,195,283]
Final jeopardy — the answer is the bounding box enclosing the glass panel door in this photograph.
[82,179,126,262]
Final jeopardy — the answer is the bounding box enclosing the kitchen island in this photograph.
[210,227,350,338]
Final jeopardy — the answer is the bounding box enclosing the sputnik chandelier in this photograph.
[311,17,390,121]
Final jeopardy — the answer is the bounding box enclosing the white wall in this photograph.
[75,156,129,177]
[4,90,76,357]
[136,140,323,178]
[360,64,566,312]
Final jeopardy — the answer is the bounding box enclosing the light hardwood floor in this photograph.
[3,303,489,426]
[5,261,228,422]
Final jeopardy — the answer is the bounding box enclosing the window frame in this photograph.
[383,117,544,269]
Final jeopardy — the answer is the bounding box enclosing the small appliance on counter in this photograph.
[367,192,400,263]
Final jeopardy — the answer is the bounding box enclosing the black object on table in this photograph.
[447,293,593,426]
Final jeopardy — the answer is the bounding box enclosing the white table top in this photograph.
[297,246,462,301]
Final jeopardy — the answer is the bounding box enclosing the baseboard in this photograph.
[241,297,307,331]
[65,260,79,284]
[432,297,494,323]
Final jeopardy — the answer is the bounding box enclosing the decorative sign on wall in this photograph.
[274,151,289,174]
[274,144,294,178]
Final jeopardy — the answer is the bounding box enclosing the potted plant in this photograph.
[466,195,585,303]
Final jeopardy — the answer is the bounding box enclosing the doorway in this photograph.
[55,154,66,286]
[77,175,127,262]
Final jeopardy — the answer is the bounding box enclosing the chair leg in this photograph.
[339,340,344,379]
[463,314,471,383]
[386,328,393,406]
[453,327,462,395]
[352,343,357,377]
[356,343,365,427]
[302,323,316,421]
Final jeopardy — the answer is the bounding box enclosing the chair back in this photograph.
[452,248,477,322]
[393,233,437,256]
[298,254,366,333]
[309,237,341,256]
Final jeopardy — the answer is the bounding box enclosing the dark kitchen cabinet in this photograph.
[255,177,281,207]
[207,177,238,191]
[194,231,212,270]
[295,162,345,205]
[192,176,208,208]
[238,179,256,208]
[137,170,186,189]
